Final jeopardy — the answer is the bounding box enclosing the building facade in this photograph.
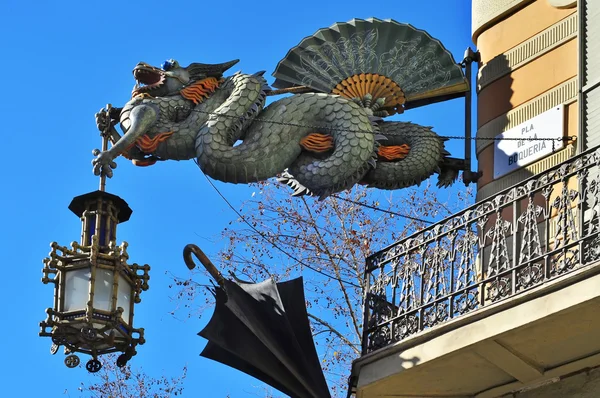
[351,1,600,397]
[474,0,577,202]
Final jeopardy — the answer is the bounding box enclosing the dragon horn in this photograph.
[186,59,240,78]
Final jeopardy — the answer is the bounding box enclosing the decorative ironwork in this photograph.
[85,358,103,373]
[363,146,600,354]
[486,207,512,278]
[65,355,80,368]
[393,315,419,342]
[518,194,544,263]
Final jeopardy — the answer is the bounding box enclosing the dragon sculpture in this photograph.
[93,18,469,198]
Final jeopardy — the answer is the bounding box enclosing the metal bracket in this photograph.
[462,47,481,66]
[441,157,482,185]
[460,47,482,186]
[463,169,483,184]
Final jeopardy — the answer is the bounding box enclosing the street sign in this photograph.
[493,105,564,179]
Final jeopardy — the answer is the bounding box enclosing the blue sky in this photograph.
[0,1,472,396]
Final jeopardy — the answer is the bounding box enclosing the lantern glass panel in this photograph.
[94,269,114,311]
[64,268,90,312]
[86,213,96,246]
[117,273,132,324]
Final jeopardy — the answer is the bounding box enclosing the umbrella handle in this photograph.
[183,244,225,286]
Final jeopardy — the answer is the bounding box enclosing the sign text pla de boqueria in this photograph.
[493,105,564,179]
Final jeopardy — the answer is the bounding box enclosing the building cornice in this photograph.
[478,13,578,91]
[547,0,577,9]
[472,0,535,42]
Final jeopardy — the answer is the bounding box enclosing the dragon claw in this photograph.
[95,109,110,133]
[92,149,117,178]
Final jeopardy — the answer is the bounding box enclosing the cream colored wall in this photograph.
[472,0,534,41]
[475,0,575,53]
[472,0,576,43]
[478,39,577,126]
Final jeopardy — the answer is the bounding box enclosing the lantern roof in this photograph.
[68,190,133,223]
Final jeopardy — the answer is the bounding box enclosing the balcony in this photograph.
[352,145,600,397]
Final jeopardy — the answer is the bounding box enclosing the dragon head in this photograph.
[131,59,240,97]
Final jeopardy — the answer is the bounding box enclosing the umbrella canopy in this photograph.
[199,276,331,398]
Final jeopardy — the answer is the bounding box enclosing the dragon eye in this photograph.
[161,59,179,71]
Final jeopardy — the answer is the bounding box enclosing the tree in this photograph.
[171,179,473,397]
[77,354,187,398]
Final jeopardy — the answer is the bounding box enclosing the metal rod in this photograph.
[577,0,585,156]
[462,48,480,186]
[183,244,225,286]
[99,104,112,192]
[512,201,518,296]
[266,86,313,96]
[464,54,472,186]
[361,260,371,355]
[577,1,586,243]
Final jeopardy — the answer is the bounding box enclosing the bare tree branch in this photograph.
[308,313,360,354]
[301,197,362,342]
[166,180,473,397]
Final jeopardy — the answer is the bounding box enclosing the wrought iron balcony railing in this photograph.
[362,146,600,355]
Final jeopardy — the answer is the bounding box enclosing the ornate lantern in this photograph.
[39,106,150,372]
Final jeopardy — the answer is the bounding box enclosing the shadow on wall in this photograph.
[477,52,515,191]
[399,355,421,369]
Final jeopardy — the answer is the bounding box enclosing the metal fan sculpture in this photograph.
[271,17,470,194]
[272,17,469,115]
[184,244,331,398]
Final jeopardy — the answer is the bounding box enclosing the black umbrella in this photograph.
[184,244,331,398]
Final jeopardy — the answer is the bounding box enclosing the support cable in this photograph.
[191,108,575,144]
[197,163,362,288]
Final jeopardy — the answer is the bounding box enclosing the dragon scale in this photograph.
[196,73,378,196]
